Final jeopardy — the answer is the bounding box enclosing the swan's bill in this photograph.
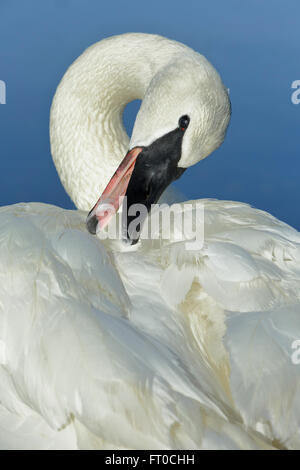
[86,147,143,234]
[87,125,188,244]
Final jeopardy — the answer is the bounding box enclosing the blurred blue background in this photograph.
[0,0,299,228]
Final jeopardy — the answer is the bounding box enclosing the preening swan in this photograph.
[0,33,300,450]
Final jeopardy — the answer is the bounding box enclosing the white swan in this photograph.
[0,33,300,450]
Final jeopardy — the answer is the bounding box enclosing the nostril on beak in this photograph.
[86,213,98,235]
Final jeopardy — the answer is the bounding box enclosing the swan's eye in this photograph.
[178,115,190,131]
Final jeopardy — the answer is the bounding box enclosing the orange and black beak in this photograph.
[86,126,186,244]
[86,147,143,235]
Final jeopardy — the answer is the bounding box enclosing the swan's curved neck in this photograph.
[50,34,189,210]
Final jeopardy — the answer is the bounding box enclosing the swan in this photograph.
[0,33,300,450]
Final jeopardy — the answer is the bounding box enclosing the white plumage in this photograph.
[0,33,299,450]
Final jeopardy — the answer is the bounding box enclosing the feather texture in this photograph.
[0,200,299,449]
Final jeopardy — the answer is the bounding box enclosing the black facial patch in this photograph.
[123,127,186,244]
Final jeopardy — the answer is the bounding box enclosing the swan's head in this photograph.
[87,54,231,244]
